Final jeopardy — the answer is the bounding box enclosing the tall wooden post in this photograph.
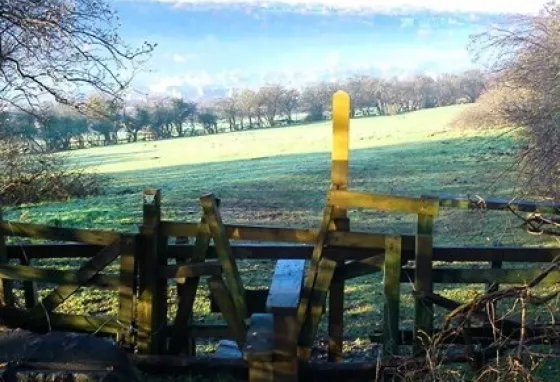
[328,90,350,361]
[383,235,402,357]
[137,189,168,354]
[413,199,438,356]
[0,203,14,307]
[118,233,138,350]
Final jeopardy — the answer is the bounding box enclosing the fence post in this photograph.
[328,90,350,362]
[413,199,438,356]
[118,233,138,351]
[137,189,168,354]
[0,203,15,307]
[383,235,402,357]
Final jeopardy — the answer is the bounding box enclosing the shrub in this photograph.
[0,139,105,206]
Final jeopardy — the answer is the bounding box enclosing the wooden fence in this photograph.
[1,91,559,381]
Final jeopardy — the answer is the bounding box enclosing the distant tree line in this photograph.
[1,70,486,153]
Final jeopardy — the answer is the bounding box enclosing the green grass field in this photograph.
[4,104,559,369]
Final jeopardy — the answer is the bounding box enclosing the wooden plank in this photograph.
[329,91,350,364]
[19,255,38,308]
[0,306,122,335]
[298,257,338,360]
[331,90,350,191]
[137,189,166,354]
[328,190,440,216]
[208,276,246,347]
[0,207,15,306]
[424,194,560,215]
[170,218,211,355]
[160,261,222,279]
[118,234,137,350]
[244,313,275,382]
[211,289,269,314]
[335,254,384,280]
[296,206,333,330]
[402,268,560,285]
[31,239,121,315]
[0,263,120,287]
[9,242,560,264]
[160,221,416,250]
[0,221,119,245]
[201,194,247,320]
[383,236,401,357]
[413,212,435,356]
[7,244,104,259]
[266,260,306,315]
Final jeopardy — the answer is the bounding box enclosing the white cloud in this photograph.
[145,0,547,15]
[171,53,196,63]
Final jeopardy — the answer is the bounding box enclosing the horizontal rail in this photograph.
[403,268,560,285]
[0,307,121,335]
[328,190,440,215]
[7,243,560,263]
[0,264,119,289]
[0,221,119,245]
[159,261,222,279]
[425,194,560,214]
[160,221,416,249]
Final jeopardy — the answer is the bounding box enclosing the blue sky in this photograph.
[112,0,547,99]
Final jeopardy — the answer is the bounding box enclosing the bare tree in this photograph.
[258,84,284,127]
[469,1,560,197]
[0,0,154,115]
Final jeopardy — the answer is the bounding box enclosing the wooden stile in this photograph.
[208,275,246,346]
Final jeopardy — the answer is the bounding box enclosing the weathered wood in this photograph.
[401,268,560,285]
[0,221,119,245]
[414,211,435,356]
[201,194,247,320]
[0,264,119,287]
[296,207,333,336]
[266,260,305,315]
[335,254,385,280]
[0,306,121,335]
[19,255,38,309]
[137,189,166,354]
[425,194,560,215]
[160,261,222,279]
[383,235,402,357]
[245,313,274,382]
[9,242,559,263]
[0,206,15,307]
[118,234,137,349]
[330,89,349,367]
[160,221,417,250]
[32,239,121,315]
[328,190,440,216]
[7,244,104,259]
[211,289,269,314]
[298,257,338,360]
[170,219,210,355]
[331,90,350,193]
[207,276,246,346]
